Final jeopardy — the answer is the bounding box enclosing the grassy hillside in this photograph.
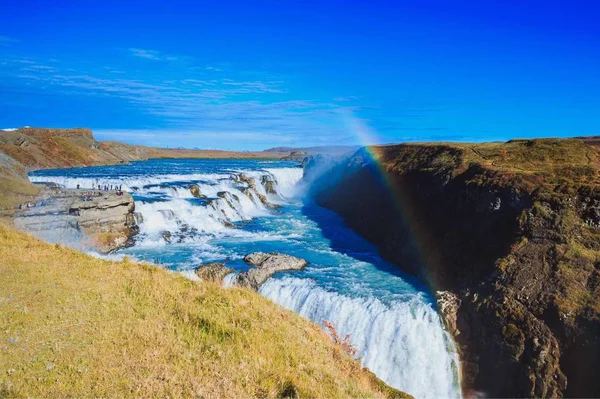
[0,225,408,399]
[372,138,600,188]
[0,154,41,210]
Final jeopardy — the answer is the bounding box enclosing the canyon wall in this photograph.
[309,139,600,398]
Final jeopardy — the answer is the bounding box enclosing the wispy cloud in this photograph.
[1,49,372,148]
[128,48,180,61]
[221,79,285,94]
[20,64,58,73]
[128,48,162,60]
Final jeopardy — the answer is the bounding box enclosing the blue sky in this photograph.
[1,0,599,150]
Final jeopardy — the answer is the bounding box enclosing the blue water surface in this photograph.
[30,158,461,399]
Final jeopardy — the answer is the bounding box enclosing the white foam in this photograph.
[265,168,304,198]
[128,168,301,246]
[28,173,230,191]
[223,272,237,287]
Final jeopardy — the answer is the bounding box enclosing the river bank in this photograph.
[0,128,416,398]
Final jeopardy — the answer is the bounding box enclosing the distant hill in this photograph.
[264,145,360,154]
[0,127,288,208]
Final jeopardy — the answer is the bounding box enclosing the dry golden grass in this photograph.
[0,172,40,210]
[0,225,409,399]
[372,138,600,184]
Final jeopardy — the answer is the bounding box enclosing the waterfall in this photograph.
[29,161,462,398]
[260,276,461,399]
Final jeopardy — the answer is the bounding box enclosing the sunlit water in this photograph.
[30,158,461,398]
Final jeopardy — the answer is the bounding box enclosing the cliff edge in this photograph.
[309,138,600,398]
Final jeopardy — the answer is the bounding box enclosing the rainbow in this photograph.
[341,111,442,292]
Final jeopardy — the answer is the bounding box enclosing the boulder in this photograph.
[195,263,234,283]
[260,174,277,194]
[189,184,206,199]
[235,252,307,290]
[189,184,200,198]
[436,291,461,337]
[235,173,257,190]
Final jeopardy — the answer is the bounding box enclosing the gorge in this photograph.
[26,157,461,399]
[2,128,599,398]
[308,140,600,398]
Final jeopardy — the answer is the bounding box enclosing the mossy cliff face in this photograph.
[309,139,600,398]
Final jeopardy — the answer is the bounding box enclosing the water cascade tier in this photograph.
[30,158,461,398]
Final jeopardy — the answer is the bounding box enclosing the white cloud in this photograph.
[3,52,369,147]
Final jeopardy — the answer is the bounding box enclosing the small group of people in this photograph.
[75,183,124,192]
[18,200,46,210]
[97,184,123,192]
[78,191,103,201]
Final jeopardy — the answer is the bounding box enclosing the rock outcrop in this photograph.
[282,150,308,161]
[309,139,600,398]
[235,252,307,290]
[235,173,278,208]
[194,263,234,283]
[13,189,139,253]
[69,192,138,252]
[189,184,207,198]
[260,174,277,194]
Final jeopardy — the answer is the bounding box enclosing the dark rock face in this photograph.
[308,144,600,398]
[235,252,307,290]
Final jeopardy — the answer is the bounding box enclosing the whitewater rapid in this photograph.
[29,159,461,398]
[260,278,459,398]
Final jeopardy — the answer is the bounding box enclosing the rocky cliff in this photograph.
[13,190,139,253]
[69,192,139,252]
[309,139,600,398]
